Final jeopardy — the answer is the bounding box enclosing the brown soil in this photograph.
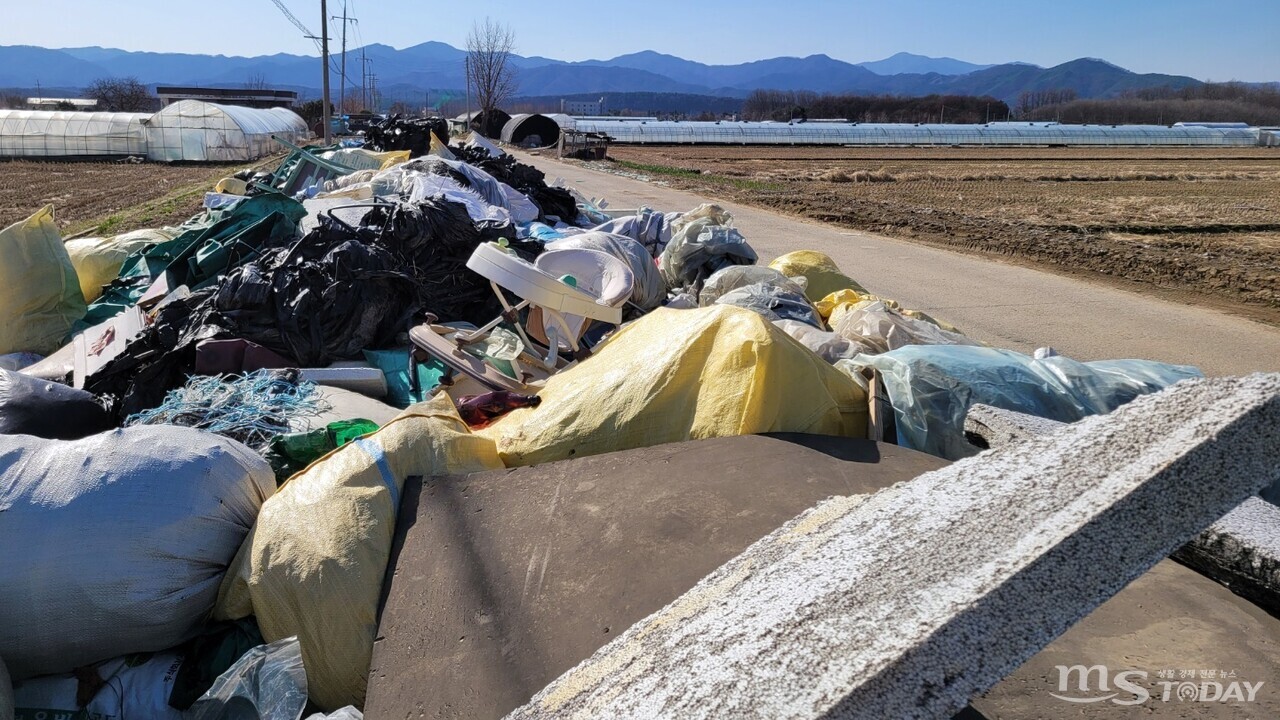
[600,146,1280,325]
[0,156,282,237]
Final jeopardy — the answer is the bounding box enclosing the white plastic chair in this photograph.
[409,242,634,393]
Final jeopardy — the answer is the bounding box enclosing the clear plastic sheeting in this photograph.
[592,207,683,257]
[187,637,308,720]
[699,266,807,307]
[832,300,979,354]
[143,100,308,162]
[852,345,1203,460]
[659,206,757,291]
[774,320,873,363]
[715,283,822,327]
[0,109,149,158]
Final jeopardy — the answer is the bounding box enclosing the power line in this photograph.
[266,0,318,48]
[265,0,350,90]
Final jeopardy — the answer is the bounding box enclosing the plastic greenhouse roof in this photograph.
[149,100,307,136]
[565,119,1262,146]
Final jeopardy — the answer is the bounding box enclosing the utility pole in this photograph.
[361,54,372,111]
[332,2,355,115]
[320,0,332,144]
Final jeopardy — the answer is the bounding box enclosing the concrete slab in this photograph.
[1175,497,1280,618]
[367,434,946,720]
[505,374,1280,719]
[963,403,1071,450]
[973,560,1280,719]
[962,401,1280,620]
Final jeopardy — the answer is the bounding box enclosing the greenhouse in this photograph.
[142,100,309,162]
[0,110,150,158]
[565,119,1265,147]
[0,101,308,162]
[500,113,563,148]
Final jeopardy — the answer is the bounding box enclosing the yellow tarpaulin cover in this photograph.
[768,250,868,302]
[65,228,177,303]
[479,305,868,466]
[0,206,86,355]
[216,395,503,710]
[320,148,412,172]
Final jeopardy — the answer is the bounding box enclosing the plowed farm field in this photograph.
[599,146,1280,324]
[0,156,280,237]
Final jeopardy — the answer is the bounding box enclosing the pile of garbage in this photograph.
[0,128,1202,718]
[362,115,450,157]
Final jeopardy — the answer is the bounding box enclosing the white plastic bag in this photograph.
[774,320,874,363]
[305,708,362,720]
[698,266,807,307]
[0,427,274,678]
[11,652,184,720]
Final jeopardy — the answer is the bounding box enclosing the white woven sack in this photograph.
[0,426,274,678]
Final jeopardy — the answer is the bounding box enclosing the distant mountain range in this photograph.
[0,43,1216,106]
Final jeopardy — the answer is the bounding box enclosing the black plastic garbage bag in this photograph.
[450,144,578,222]
[0,369,113,439]
[364,115,450,157]
[85,198,542,420]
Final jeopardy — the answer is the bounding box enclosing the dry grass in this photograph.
[821,168,896,183]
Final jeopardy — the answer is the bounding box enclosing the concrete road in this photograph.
[516,151,1280,377]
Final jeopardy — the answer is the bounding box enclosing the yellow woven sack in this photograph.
[478,305,868,467]
[815,288,865,322]
[768,250,868,302]
[216,395,502,710]
[0,206,86,354]
[65,228,176,302]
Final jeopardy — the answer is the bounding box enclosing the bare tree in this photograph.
[244,72,270,90]
[466,18,518,134]
[85,77,155,112]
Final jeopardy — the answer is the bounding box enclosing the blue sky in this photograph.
[2,0,1276,81]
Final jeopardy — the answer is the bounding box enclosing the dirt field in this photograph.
[0,156,280,237]
[598,146,1280,324]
